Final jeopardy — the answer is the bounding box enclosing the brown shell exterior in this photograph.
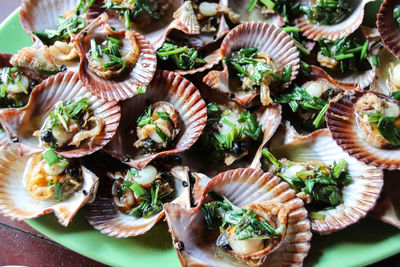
[295,0,372,41]
[0,71,120,158]
[75,13,157,101]
[326,90,400,169]
[104,70,207,170]
[203,22,300,106]
[0,144,99,226]
[164,168,312,266]
[377,0,400,59]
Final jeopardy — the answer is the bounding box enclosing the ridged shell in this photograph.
[190,172,211,206]
[84,153,191,238]
[179,102,281,178]
[310,64,375,90]
[269,129,384,233]
[0,71,121,158]
[203,22,300,107]
[295,0,372,41]
[370,170,400,229]
[326,90,400,170]
[164,168,312,266]
[20,0,81,40]
[104,70,206,170]
[74,13,157,101]
[227,0,285,26]
[0,143,99,226]
[377,0,400,59]
[172,1,200,35]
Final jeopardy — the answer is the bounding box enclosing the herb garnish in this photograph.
[307,0,353,25]
[275,85,333,129]
[137,105,154,126]
[157,42,207,70]
[128,182,166,218]
[262,149,352,209]
[33,16,86,46]
[0,66,30,103]
[368,111,400,146]
[196,103,261,163]
[394,5,400,28]
[102,0,160,29]
[247,0,308,24]
[53,181,64,201]
[75,0,96,16]
[90,37,127,71]
[42,148,69,167]
[225,47,292,85]
[201,192,285,240]
[317,36,377,73]
[45,98,91,131]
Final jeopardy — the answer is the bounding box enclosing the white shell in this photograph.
[0,143,99,226]
[269,128,384,233]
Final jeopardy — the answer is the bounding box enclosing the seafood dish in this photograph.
[0,0,399,266]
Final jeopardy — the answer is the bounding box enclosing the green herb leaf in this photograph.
[130,182,151,200]
[42,148,60,166]
[309,212,326,220]
[53,181,64,201]
[155,125,168,143]
[138,86,147,94]
[156,112,170,121]
[262,148,281,168]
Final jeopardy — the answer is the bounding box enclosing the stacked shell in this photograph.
[1,0,399,265]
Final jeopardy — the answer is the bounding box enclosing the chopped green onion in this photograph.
[309,212,326,220]
[155,125,168,143]
[138,86,147,94]
[130,182,150,200]
[262,148,281,168]
[53,181,63,201]
[42,148,60,166]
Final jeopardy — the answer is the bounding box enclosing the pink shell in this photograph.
[326,90,400,169]
[74,13,157,101]
[84,154,191,238]
[295,0,373,41]
[269,129,383,233]
[377,0,400,59]
[0,143,99,226]
[164,168,312,266]
[0,71,120,158]
[203,22,300,106]
[104,70,207,170]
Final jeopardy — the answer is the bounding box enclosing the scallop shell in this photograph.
[0,71,120,158]
[0,53,47,84]
[164,168,312,266]
[74,13,157,101]
[377,0,400,59]
[178,100,281,178]
[84,153,191,237]
[20,0,81,40]
[370,170,400,229]
[227,0,285,26]
[203,22,300,107]
[268,128,383,233]
[326,90,400,170]
[0,143,99,226]
[295,0,373,41]
[172,1,200,35]
[104,70,206,170]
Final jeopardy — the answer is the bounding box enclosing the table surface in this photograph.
[0,1,399,267]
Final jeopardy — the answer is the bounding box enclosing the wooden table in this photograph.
[0,1,399,266]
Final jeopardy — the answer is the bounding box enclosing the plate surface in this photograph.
[0,5,399,267]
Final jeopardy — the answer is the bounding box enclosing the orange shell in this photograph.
[203,22,300,107]
[377,0,400,59]
[326,90,400,169]
[295,0,373,41]
[104,70,207,170]
[164,168,312,266]
[0,143,99,226]
[74,13,157,101]
[0,71,120,158]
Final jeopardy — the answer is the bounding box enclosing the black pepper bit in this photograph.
[229,93,235,98]
[174,241,184,251]
[123,155,130,162]
[11,137,18,142]
[60,65,67,72]
[182,181,189,187]
[82,30,88,36]
[82,190,88,196]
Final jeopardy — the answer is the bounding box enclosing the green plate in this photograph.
[1,4,400,267]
